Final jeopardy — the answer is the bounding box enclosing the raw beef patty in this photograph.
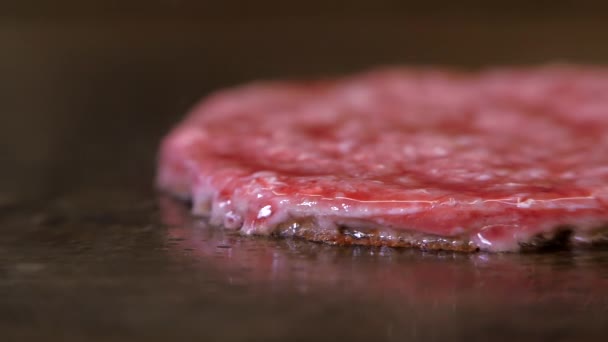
[157,66,608,252]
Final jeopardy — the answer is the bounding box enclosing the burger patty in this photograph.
[157,66,608,252]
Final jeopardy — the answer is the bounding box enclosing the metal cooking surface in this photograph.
[2,189,608,341]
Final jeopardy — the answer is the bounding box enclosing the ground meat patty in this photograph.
[157,66,608,252]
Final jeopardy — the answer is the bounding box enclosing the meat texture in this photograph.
[157,66,608,252]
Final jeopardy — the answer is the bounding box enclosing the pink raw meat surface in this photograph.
[157,66,608,252]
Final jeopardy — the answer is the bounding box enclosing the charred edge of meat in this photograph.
[572,224,608,247]
[337,225,479,253]
[519,224,608,252]
[519,227,574,252]
[271,220,608,253]
[273,218,478,253]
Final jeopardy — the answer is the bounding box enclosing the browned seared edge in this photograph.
[267,217,608,253]
[270,218,479,252]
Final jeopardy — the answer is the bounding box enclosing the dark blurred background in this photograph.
[3,0,608,200]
